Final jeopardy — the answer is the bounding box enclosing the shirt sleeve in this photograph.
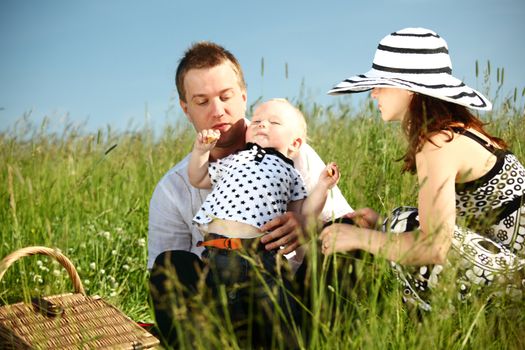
[295,143,353,221]
[208,160,221,187]
[290,169,308,201]
[147,173,193,269]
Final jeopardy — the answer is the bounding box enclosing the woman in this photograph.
[321,27,525,309]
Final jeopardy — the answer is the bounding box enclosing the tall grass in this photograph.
[1,66,524,348]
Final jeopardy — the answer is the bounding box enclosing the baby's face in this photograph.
[246,101,300,156]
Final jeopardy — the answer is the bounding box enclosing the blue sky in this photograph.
[1,0,524,134]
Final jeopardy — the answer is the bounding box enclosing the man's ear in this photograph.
[240,90,248,114]
[180,99,191,121]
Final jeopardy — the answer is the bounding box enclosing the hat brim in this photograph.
[328,70,492,111]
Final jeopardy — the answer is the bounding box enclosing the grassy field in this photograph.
[1,83,524,349]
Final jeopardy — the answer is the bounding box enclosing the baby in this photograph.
[188,98,339,245]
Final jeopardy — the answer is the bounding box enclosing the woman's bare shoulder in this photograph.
[420,130,457,153]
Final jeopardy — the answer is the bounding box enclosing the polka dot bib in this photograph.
[193,143,307,234]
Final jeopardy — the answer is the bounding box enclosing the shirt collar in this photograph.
[245,142,294,166]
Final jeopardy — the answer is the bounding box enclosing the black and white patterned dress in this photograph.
[193,143,308,236]
[387,129,525,310]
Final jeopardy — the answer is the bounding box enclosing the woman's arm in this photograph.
[187,129,220,189]
[321,136,459,266]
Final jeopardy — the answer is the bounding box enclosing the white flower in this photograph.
[53,269,61,277]
[33,274,42,282]
[100,269,106,275]
[122,264,130,271]
[89,262,96,270]
[111,250,117,256]
[137,238,146,247]
[36,260,43,267]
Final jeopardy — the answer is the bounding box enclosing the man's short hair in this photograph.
[176,41,247,102]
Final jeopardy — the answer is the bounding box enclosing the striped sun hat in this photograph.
[328,27,492,111]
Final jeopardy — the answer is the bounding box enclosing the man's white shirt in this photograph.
[148,142,352,270]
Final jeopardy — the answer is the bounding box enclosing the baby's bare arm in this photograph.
[188,129,220,189]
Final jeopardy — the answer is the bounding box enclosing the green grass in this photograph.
[1,88,524,349]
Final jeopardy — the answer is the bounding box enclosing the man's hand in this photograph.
[259,212,304,254]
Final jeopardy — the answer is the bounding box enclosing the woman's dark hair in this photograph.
[401,93,507,173]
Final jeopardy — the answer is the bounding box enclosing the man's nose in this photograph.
[210,99,225,118]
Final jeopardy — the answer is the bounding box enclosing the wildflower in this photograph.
[32,274,44,284]
[137,238,146,247]
[53,269,61,277]
[122,264,130,271]
[36,260,43,267]
[100,269,106,275]
[110,291,117,297]
[99,231,111,240]
[84,279,90,285]
[111,250,117,256]
[90,262,96,270]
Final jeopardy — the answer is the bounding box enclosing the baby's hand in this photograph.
[320,162,340,189]
[195,129,221,150]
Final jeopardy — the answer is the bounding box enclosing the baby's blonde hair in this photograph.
[267,98,307,140]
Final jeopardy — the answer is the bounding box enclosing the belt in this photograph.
[197,233,264,251]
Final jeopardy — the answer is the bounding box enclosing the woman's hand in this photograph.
[344,208,380,229]
[319,223,358,255]
[260,212,304,254]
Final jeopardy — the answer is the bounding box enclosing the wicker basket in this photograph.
[0,246,160,349]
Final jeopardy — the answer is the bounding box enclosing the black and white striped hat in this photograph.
[328,27,492,111]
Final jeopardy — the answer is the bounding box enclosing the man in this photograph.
[148,41,352,346]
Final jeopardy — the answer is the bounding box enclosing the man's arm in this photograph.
[188,129,220,189]
[148,176,193,269]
